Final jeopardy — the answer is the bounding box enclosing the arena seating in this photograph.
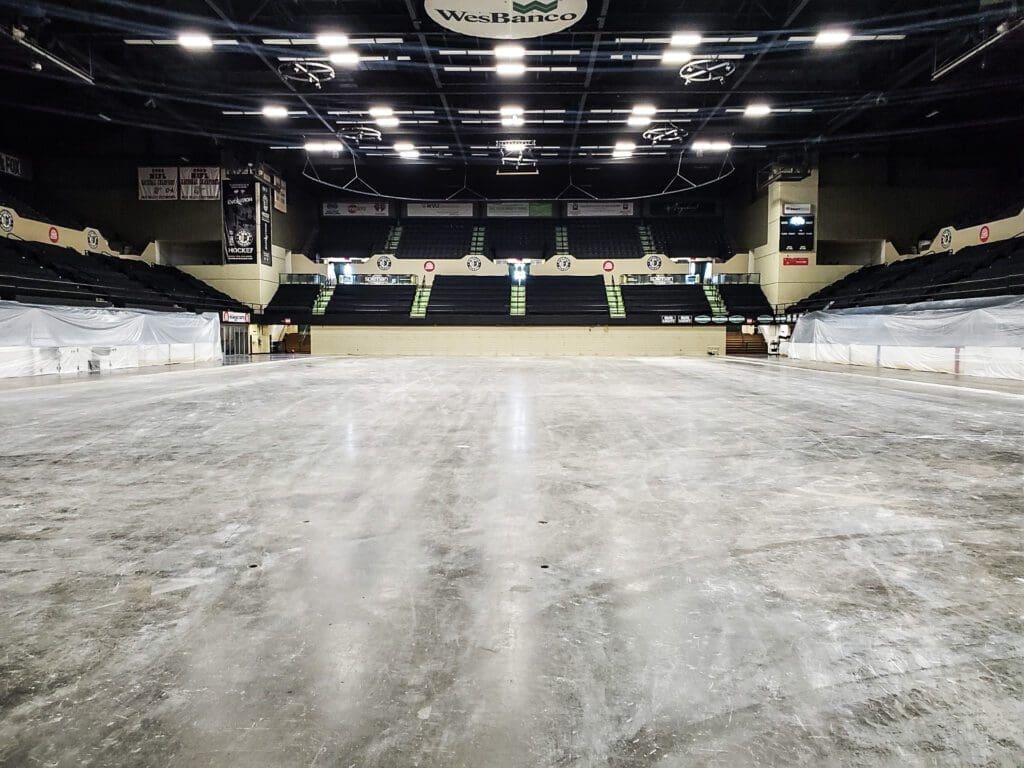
[525,276,609,323]
[484,219,556,261]
[395,220,474,260]
[718,284,775,319]
[648,217,734,260]
[620,284,712,320]
[427,276,510,319]
[790,237,1024,313]
[322,284,417,323]
[109,258,246,313]
[0,186,84,230]
[319,218,392,260]
[262,283,320,324]
[565,219,644,260]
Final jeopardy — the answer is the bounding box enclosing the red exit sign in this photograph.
[784,256,810,266]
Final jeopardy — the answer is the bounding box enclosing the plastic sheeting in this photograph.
[790,295,1024,380]
[0,301,221,379]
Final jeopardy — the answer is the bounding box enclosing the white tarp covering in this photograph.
[790,295,1024,380]
[0,301,221,379]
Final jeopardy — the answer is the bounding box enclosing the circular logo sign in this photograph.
[236,229,254,247]
[646,255,663,272]
[938,228,953,250]
[979,225,991,243]
[376,255,393,271]
[467,255,482,272]
[424,260,436,273]
[555,255,572,272]
[48,226,60,244]
[348,204,359,214]
[86,229,100,250]
[602,260,615,273]
[425,0,588,40]
[0,208,13,233]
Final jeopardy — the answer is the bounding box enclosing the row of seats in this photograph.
[718,284,775,319]
[621,285,711,318]
[791,237,1024,313]
[315,217,732,261]
[0,238,244,313]
[428,276,510,317]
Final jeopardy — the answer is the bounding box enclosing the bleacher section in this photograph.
[395,220,474,260]
[620,284,712,321]
[648,217,733,260]
[322,284,417,324]
[426,276,510,321]
[718,284,775,319]
[0,186,83,230]
[262,283,321,324]
[319,218,392,260]
[565,219,644,260]
[790,238,1024,313]
[484,219,556,261]
[525,276,609,324]
[1,239,243,313]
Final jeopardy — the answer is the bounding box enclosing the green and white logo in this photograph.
[425,0,587,40]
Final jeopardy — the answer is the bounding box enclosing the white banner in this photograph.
[322,201,391,217]
[567,201,634,217]
[138,167,179,200]
[180,166,221,201]
[273,177,288,213]
[487,202,530,217]
[406,202,475,218]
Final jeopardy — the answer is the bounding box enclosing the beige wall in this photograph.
[312,325,727,357]
[179,246,329,309]
[0,207,135,259]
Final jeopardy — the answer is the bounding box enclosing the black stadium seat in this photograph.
[395,220,474,260]
[525,276,609,323]
[322,284,417,324]
[565,219,643,260]
[427,276,510,318]
[620,284,712,320]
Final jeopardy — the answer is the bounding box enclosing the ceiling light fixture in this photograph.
[500,105,525,117]
[316,32,349,48]
[262,105,289,119]
[376,116,400,128]
[496,62,527,77]
[329,50,360,66]
[394,142,415,152]
[691,140,732,152]
[743,103,772,118]
[815,29,852,47]
[304,140,345,153]
[399,150,421,159]
[671,32,702,47]
[368,106,394,118]
[627,115,652,128]
[661,50,693,64]
[177,32,213,51]
[632,104,658,117]
[494,44,526,59]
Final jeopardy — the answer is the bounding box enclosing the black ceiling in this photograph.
[0,0,1022,199]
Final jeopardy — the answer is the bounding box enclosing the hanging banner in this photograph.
[566,201,634,217]
[273,176,288,213]
[406,202,475,218]
[259,182,273,266]
[0,151,32,180]
[486,201,554,217]
[138,167,179,200]
[322,201,391,217]
[180,166,221,201]
[424,0,588,40]
[222,179,258,263]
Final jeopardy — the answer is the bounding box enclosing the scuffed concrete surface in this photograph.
[0,356,1021,767]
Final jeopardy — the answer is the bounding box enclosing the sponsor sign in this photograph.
[485,201,554,217]
[48,226,59,243]
[660,315,678,325]
[783,256,810,266]
[222,179,258,263]
[180,166,221,201]
[783,203,813,215]
[0,151,31,180]
[424,260,437,273]
[567,201,634,217]
[259,183,273,266]
[602,260,615,272]
[323,201,392,217]
[425,0,587,40]
[406,202,475,218]
[979,225,991,243]
[221,311,251,324]
[138,166,179,200]
[273,176,288,213]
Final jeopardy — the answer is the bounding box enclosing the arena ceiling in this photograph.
[0,0,1022,198]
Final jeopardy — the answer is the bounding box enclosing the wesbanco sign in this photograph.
[424,0,588,39]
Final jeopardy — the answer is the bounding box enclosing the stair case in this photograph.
[470,226,486,256]
[555,225,570,255]
[410,282,432,318]
[605,282,626,319]
[510,284,526,316]
[312,284,335,316]
[384,224,402,253]
[703,284,727,317]
[638,223,657,256]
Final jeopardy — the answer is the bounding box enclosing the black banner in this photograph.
[259,182,273,266]
[223,180,258,263]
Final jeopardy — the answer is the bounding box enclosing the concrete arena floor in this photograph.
[0,357,1022,767]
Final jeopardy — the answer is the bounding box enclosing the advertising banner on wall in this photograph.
[180,166,221,201]
[485,202,555,217]
[222,179,258,263]
[322,201,392,217]
[566,201,634,217]
[0,151,32,180]
[273,176,288,213]
[138,167,179,200]
[406,202,475,218]
[259,182,273,266]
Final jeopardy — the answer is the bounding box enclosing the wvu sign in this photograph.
[425,0,587,39]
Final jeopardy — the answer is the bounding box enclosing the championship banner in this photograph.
[0,151,31,180]
[273,177,288,213]
[222,179,258,263]
[322,201,391,217]
[138,167,179,200]
[259,182,273,266]
[406,202,475,218]
[180,166,221,201]
[566,201,634,217]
